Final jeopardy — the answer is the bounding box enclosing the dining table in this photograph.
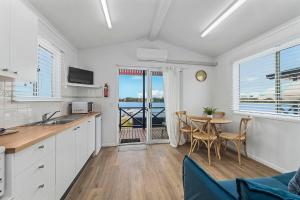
[191,117,232,135]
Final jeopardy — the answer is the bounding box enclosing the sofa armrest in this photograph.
[183,156,237,200]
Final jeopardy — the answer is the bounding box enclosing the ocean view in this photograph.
[119,102,165,108]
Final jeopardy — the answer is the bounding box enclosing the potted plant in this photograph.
[203,107,217,118]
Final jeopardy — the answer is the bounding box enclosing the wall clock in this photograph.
[195,70,207,82]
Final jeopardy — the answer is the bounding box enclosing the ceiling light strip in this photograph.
[201,0,247,38]
[100,0,112,29]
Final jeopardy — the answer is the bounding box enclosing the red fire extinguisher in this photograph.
[104,83,109,97]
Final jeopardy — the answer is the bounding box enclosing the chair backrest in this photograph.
[239,117,252,138]
[176,111,188,127]
[213,112,226,118]
[187,115,213,136]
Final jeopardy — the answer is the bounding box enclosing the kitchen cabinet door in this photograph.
[75,122,88,174]
[55,129,76,200]
[10,0,38,81]
[0,0,10,71]
[87,118,96,157]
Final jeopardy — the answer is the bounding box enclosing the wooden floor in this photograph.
[119,127,168,143]
[65,144,279,200]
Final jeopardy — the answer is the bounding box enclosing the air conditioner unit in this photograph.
[136,48,168,62]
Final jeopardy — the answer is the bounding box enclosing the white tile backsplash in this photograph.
[0,81,71,128]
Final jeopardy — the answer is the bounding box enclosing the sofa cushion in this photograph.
[288,168,300,195]
[247,176,289,191]
[237,179,300,200]
[274,172,296,186]
[183,156,236,200]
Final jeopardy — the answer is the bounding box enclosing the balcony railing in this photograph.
[119,106,166,129]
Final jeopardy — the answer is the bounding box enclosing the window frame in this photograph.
[233,38,300,122]
[13,37,62,102]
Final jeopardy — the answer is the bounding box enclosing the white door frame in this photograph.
[117,66,170,145]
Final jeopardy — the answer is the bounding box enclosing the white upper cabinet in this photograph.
[10,0,38,81]
[0,0,11,71]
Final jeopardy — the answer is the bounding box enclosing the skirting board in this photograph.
[226,145,288,173]
[247,153,288,173]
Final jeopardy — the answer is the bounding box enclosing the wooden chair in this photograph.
[176,111,192,146]
[213,112,226,133]
[213,112,225,118]
[187,116,220,165]
[219,117,252,165]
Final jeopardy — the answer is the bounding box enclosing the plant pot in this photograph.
[207,115,213,118]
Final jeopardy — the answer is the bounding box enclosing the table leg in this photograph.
[212,124,221,160]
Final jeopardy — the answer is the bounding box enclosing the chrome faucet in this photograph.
[42,111,60,123]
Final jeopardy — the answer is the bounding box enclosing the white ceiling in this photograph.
[29,0,300,57]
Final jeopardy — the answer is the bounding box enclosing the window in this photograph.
[14,38,62,101]
[233,41,300,120]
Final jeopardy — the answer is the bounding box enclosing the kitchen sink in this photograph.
[42,119,75,125]
[22,114,85,126]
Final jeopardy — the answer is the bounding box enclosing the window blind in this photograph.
[37,45,53,97]
[278,44,300,116]
[233,42,300,119]
[14,38,62,100]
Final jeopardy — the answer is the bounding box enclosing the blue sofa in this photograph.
[183,156,298,200]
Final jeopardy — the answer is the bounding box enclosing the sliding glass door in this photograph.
[147,70,169,143]
[118,68,168,145]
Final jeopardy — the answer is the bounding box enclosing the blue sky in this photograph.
[119,75,164,99]
[240,53,275,98]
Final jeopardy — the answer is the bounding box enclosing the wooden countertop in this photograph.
[0,112,101,154]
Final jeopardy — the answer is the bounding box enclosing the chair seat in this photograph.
[180,125,193,133]
[220,132,245,140]
[193,132,217,140]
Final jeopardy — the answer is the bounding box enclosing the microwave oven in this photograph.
[72,102,94,114]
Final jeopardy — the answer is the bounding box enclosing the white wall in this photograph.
[0,0,78,128]
[214,17,300,172]
[182,67,214,116]
[78,39,214,146]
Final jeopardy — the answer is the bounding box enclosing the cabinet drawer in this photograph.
[14,136,55,175]
[14,151,55,200]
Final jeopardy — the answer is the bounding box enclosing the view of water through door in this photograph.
[118,68,169,144]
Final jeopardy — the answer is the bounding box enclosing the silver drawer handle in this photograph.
[38,165,44,169]
[38,184,44,189]
[38,145,45,149]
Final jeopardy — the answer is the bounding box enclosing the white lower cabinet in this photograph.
[87,119,96,157]
[55,128,76,200]
[2,116,98,200]
[75,121,88,174]
[14,137,56,200]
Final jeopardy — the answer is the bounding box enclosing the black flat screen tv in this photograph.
[68,67,94,85]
